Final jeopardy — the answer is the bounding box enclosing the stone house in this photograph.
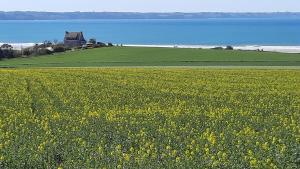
[64,31,86,48]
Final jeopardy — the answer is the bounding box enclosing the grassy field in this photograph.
[0,68,299,168]
[1,47,300,67]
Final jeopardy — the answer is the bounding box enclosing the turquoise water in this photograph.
[0,19,300,45]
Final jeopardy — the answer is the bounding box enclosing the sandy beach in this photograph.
[2,43,300,54]
[124,44,300,54]
[0,43,39,50]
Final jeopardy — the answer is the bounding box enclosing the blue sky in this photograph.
[1,0,300,12]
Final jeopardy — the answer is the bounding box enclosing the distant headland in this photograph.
[0,11,300,20]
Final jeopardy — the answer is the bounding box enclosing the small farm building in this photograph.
[64,31,86,48]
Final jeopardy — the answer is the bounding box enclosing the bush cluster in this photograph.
[211,46,234,50]
[0,44,22,59]
[1,39,114,60]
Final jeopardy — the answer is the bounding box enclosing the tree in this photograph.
[225,46,234,50]
[0,49,3,59]
[89,38,97,45]
[43,40,53,47]
[0,49,14,58]
[53,39,59,45]
[95,42,107,47]
[23,48,32,56]
[1,44,13,50]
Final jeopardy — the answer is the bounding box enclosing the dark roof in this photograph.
[65,32,84,40]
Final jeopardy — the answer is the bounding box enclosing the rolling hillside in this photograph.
[1,47,300,67]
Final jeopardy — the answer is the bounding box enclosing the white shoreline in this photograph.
[0,43,38,50]
[124,44,300,54]
[1,43,300,54]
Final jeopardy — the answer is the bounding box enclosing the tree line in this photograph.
[0,39,113,60]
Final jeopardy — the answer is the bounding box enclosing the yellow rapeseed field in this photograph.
[0,68,299,168]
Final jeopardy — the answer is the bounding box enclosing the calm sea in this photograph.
[0,18,300,45]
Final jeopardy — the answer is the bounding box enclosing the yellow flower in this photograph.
[208,132,216,145]
[172,150,177,157]
[250,159,257,168]
[124,154,130,161]
[262,142,269,150]
[176,157,181,163]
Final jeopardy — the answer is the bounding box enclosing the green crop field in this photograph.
[1,47,300,168]
[0,68,299,168]
[1,47,300,67]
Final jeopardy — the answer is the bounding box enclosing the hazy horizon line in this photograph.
[1,11,300,13]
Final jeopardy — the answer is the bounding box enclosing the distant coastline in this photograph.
[1,11,300,20]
